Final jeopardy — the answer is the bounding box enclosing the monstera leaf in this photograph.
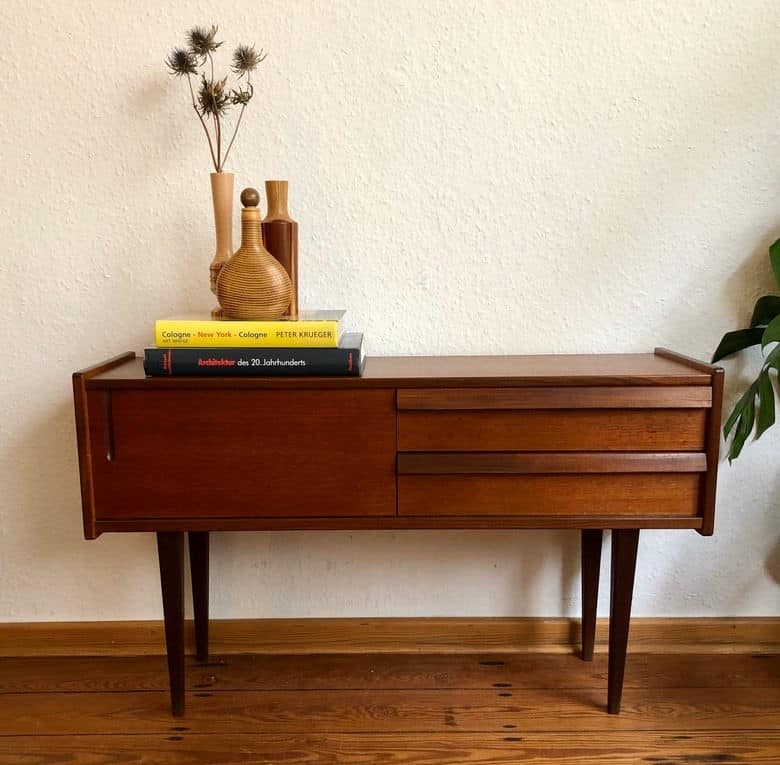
[713,237,780,461]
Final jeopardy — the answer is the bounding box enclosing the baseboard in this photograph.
[0,617,778,657]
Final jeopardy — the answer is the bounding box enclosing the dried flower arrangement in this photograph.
[166,25,266,172]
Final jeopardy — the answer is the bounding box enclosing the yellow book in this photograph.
[155,311,345,348]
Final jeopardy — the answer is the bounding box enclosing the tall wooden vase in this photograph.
[262,180,299,319]
[216,188,292,320]
[209,172,234,319]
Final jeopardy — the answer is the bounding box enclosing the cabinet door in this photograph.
[87,389,396,519]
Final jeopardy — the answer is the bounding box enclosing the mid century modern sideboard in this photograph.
[72,349,724,716]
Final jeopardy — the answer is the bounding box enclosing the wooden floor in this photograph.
[0,651,778,763]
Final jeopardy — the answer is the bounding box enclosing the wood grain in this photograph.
[1,649,777,762]
[94,515,704,532]
[398,474,700,517]
[208,171,234,294]
[2,652,777,693]
[396,452,707,475]
[397,409,707,452]
[397,386,713,409]
[654,346,723,374]
[84,353,714,389]
[701,365,725,535]
[2,687,780,734]
[72,352,136,538]
[215,200,292,320]
[1,618,777,657]
[2,732,779,765]
[86,388,397,520]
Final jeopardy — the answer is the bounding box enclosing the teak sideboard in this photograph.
[72,349,724,717]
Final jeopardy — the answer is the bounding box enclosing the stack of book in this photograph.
[143,311,364,377]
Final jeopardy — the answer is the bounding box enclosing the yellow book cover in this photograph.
[155,311,345,348]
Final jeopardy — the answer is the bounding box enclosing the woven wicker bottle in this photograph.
[216,188,292,321]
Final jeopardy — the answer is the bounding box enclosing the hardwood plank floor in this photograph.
[0,652,777,763]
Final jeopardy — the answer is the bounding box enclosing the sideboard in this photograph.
[72,349,724,717]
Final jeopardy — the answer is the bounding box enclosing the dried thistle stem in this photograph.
[167,27,264,173]
[187,74,218,171]
[222,104,246,169]
[206,51,224,170]
[222,73,250,168]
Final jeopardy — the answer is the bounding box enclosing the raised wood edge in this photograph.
[397,387,713,410]
[0,617,776,657]
[93,516,704,532]
[82,352,715,389]
[72,353,135,540]
[72,374,96,539]
[655,348,725,535]
[74,352,137,379]
[700,367,725,535]
[654,347,722,375]
[397,452,708,475]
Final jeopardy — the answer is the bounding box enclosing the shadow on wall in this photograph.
[208,528,583,618]
[4,395,151,618]
[762,459,780,587]
[766,536,780,585]
[506,530,581,617]
[10,399,83,547]
[720,227,780,324]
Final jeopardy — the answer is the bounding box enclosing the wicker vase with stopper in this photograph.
[216,188,292,320]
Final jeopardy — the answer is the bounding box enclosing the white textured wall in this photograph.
[1,0,779,621]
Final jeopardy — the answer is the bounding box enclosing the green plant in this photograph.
[166,25,266,172]
[712,237,780,461]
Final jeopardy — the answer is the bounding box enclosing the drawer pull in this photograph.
[397,452,707,475]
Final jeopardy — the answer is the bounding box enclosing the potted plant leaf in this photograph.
[712,238,780,460]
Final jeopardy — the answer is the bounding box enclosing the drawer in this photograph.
[397,386,709,452]
[87,389,397,519]
[398,409,707,452]
[397,451,705,517]
[398,473,701,517]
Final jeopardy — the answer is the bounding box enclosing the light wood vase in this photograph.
[216,188,292,320]
[262,180,299,320]
[209,172,234,319]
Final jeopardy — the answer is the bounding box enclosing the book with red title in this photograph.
[144,333,364,376]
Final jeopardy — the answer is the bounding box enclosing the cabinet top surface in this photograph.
[80,352,717,389]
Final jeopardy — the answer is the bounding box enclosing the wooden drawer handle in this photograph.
[397,387,712,410]
[397,452,707,475]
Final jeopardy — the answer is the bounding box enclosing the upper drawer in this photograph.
[397,387,709,452]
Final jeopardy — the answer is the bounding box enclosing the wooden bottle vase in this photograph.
[216,188,292,321]
[209,172,234,319]
[262,180,299,319]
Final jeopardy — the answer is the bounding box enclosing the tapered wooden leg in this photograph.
[581,529,603,661]
[188,531,209,662]
[608,528,639,714]
[157,532,185,717]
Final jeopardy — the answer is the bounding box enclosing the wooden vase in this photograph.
[209,172,234,319]
[262,180,299,320]
[216,188,292,320]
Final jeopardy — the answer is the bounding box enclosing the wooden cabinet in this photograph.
[72,348,724,717]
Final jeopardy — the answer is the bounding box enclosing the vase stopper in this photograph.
[241,187,260,208]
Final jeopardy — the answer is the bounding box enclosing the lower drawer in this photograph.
[398,474,701,517]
